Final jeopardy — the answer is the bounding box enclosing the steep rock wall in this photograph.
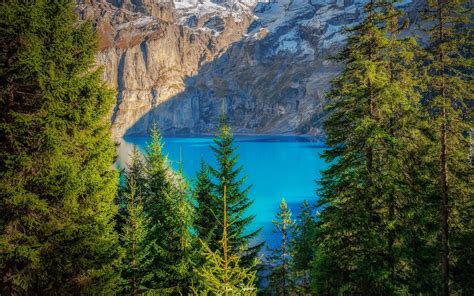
[77,0,255,137]
[77,0,421,137]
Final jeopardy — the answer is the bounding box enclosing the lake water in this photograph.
[117,135,328,250]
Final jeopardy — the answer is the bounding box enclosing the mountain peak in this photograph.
[77,0,419,137]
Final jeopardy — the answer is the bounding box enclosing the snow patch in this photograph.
[276,28,298,53]
[116,16,156,30]
[175,0,256,28]
[276,28,315,55]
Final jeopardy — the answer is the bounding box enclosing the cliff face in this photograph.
[76,0,255,137]
[77,0,419,137]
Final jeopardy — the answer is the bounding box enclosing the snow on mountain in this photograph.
[176,0,414,53]
[175,0,257,27]
[78,0,420,137]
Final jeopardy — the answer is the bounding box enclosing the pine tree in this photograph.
[209,117,263,266]
[117,148,147,232]
[291,200,315,294]
[194,185,257,295]
[118,149,152,295]
[266,198,295,296]
[142,125,194,292]
[422,0,473,294]
[120,179,150,295]
[379,3,442,293]
[0,0,121,293]
[193,160,219,248]
[315,1,395,292]
[313,0,428,293]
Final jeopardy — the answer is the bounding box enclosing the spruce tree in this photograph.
[314,0,427,293]
[117,148,147,232]
[315,1,395,292]
[209,117,263,266]
[266,198,295,296]
[380,4,442,293]
[193,160,219,247]
[291,200,315,293]
[118,149,152,294]
[142,126,194,292]
[194,185,257,295]
[0,0,121,293]
[422,0,473,294]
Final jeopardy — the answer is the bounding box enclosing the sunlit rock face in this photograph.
[77,0,420,137]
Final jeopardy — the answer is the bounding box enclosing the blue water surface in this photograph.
[116,135,328,251]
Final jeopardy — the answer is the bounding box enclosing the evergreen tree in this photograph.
[117,148,147,232]
[142,126,194,293]
[119,149,152,295]
[313,0,428,293]
[315,1,395,292]
[193,160,219,248]
[291,200,315,294]
[209,117,263,266]
[380,4,441,293]
[194,185,257,295]
[0,0,121,293]
[266,198,295,296]
[422,0,473,294]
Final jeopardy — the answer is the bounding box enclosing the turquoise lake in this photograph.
[117,136,328,250]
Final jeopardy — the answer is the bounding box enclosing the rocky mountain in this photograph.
[76,0,420,137]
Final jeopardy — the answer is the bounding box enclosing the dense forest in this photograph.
[0,0,472,295]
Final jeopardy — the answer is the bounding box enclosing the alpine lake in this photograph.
[117,135,328,250]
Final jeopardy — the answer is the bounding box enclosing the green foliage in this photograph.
[0,0,121,294]
[142,125,194,292]
[192,117,263,293]
[117,148,147,231]
[194,184,257,295]
[118,149,152,295]
[0,0,471,294]
[311,244,345,295]
[266,198,296,295]
[313,0,438,294]
[194,241,257,295]
[313,0,473,294]
[291,200,315,293]
[422,0,473,294]
[207,117,263,266]
[193,160,219,250]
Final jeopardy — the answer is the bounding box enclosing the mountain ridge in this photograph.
[77,0,420,137]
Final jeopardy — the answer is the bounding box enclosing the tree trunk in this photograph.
[223,184,229,296]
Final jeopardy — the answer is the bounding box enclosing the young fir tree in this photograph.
[117,148,147,231]
[266,198,295,296]
[194,185,257,295]
[0,0,121,294]
[422,0,473,294]
[118,149,152,294]
[313,0,428,293]
[193,160,219,248]
[142,125,194,292]
[291,200,315,294]
[209,116,263,266]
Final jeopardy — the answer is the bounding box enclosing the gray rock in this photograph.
[76,0,422,138]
